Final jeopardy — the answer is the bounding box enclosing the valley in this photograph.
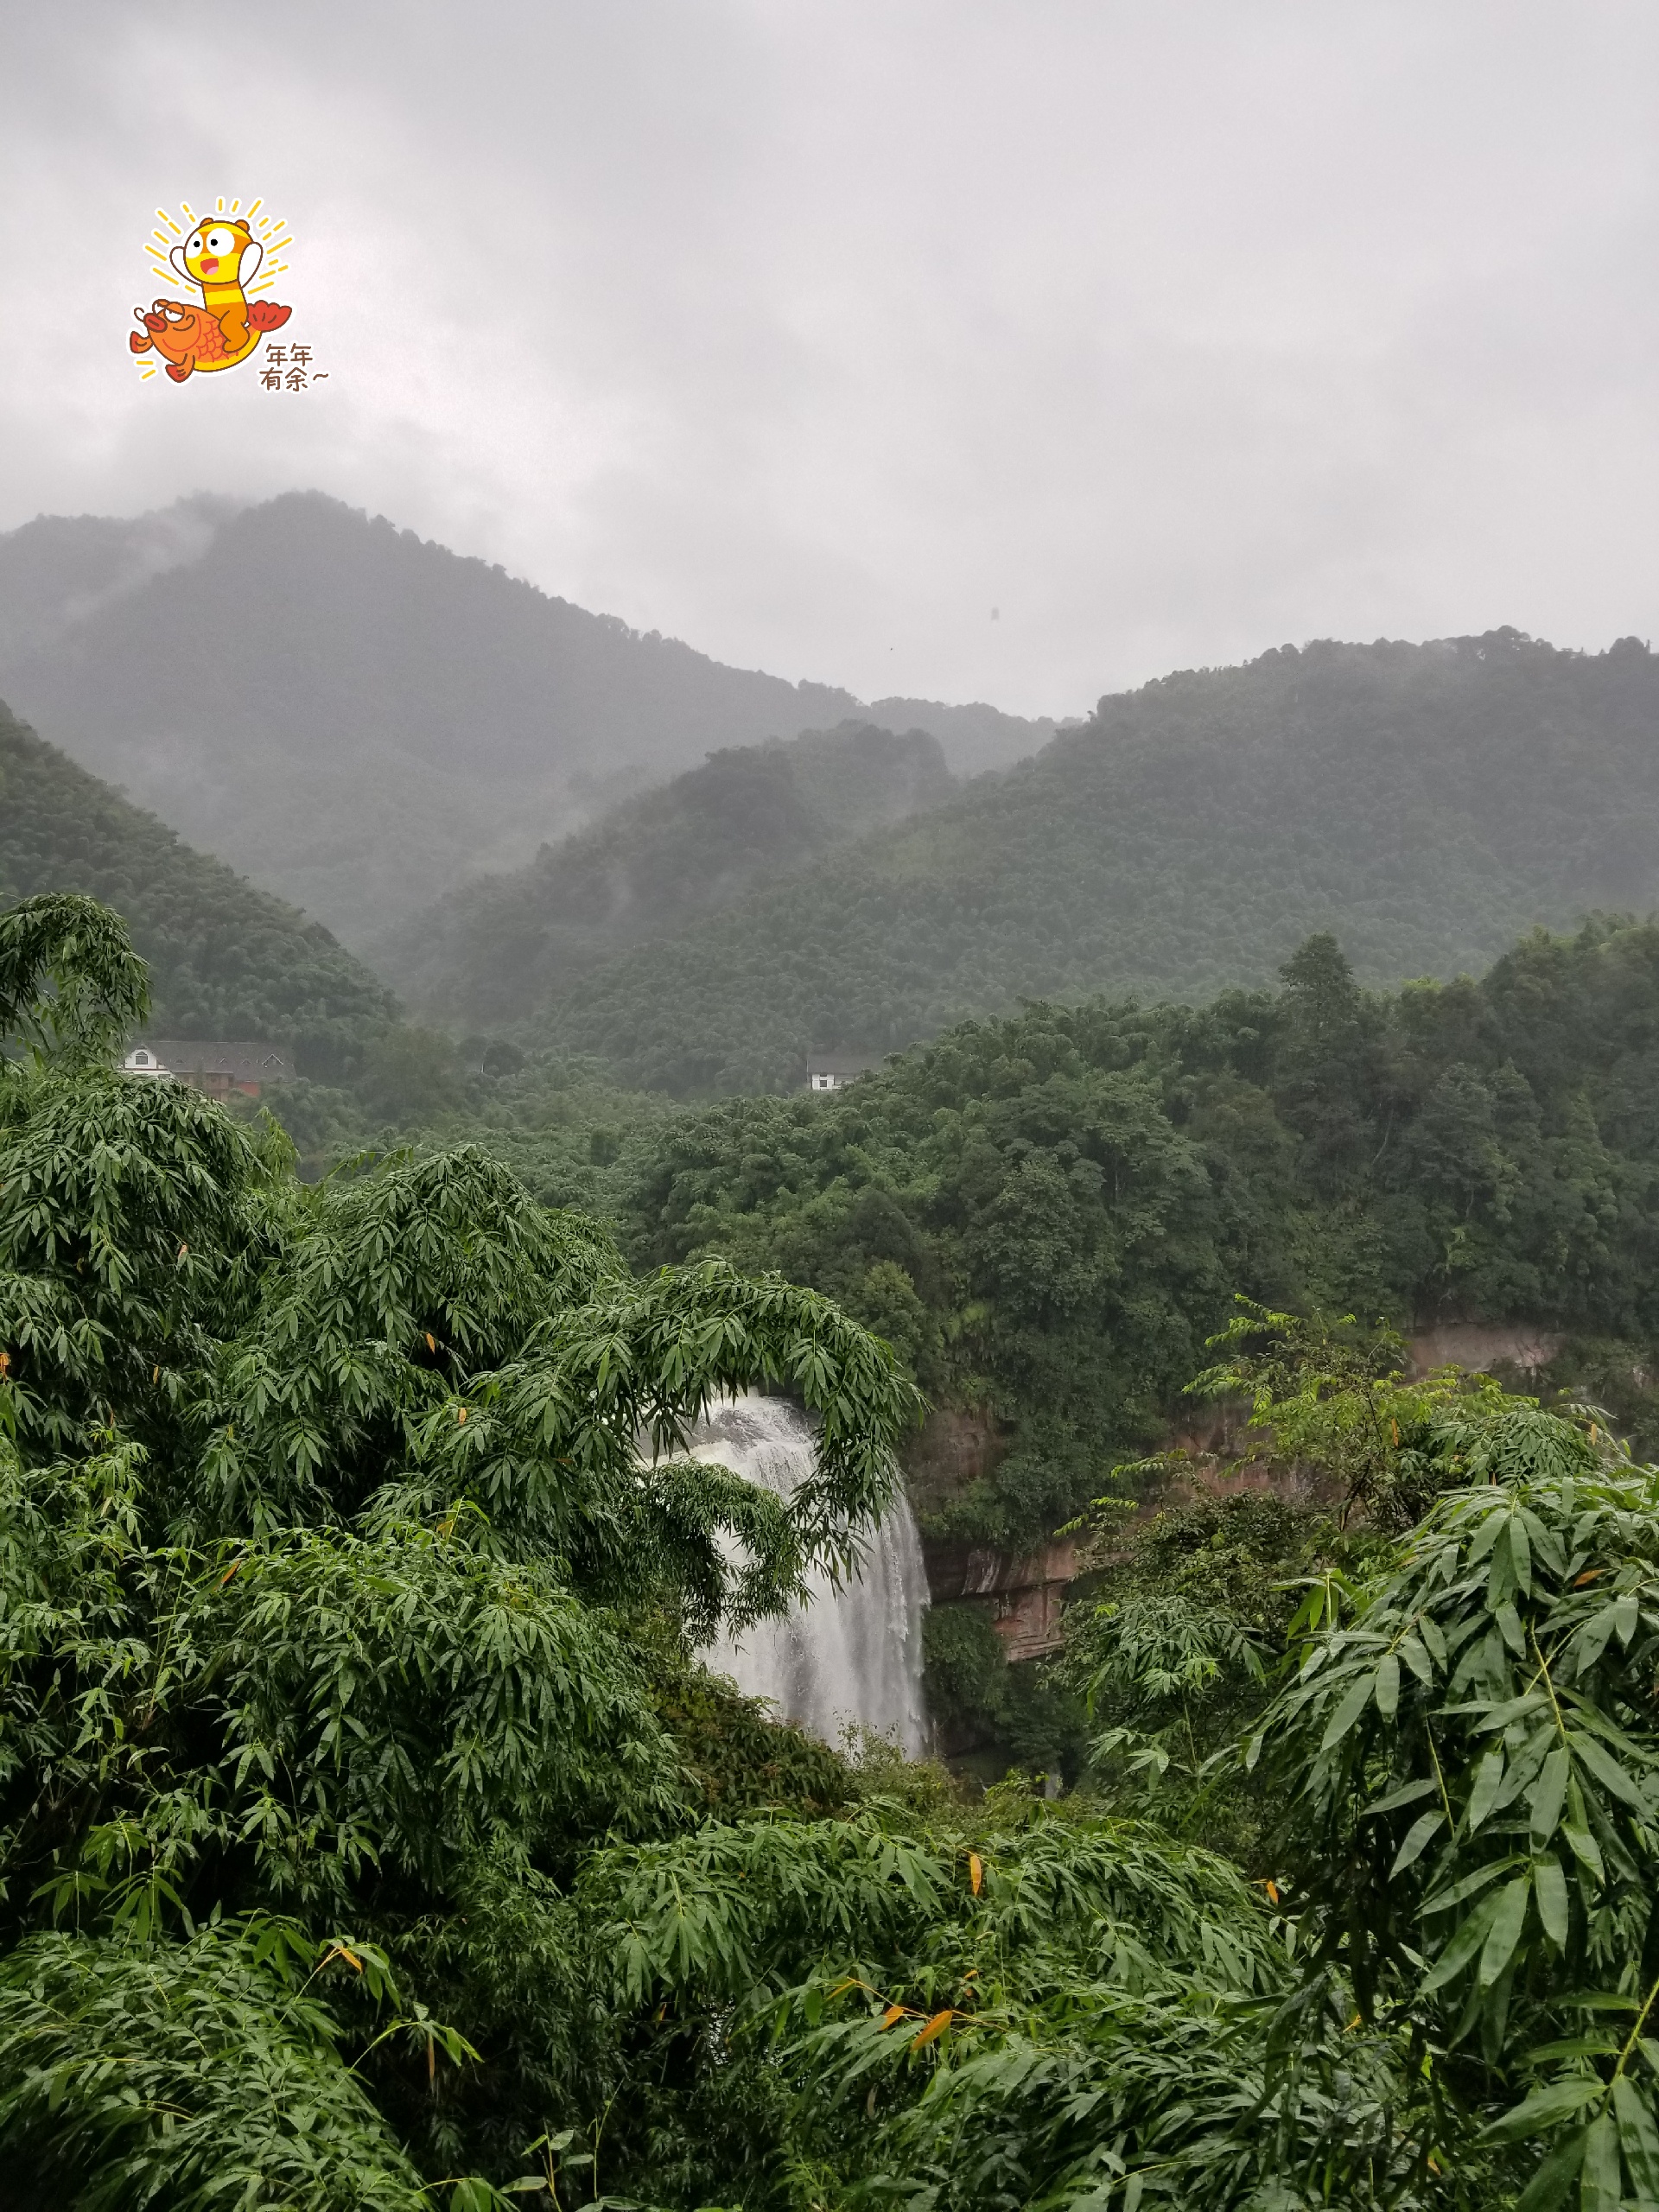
[10,11,1656,2200]
[7,511,1659,2212]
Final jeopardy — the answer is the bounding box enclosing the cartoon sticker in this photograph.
[129,200,294,385]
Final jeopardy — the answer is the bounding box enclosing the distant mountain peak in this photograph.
[511,629,1659,1096]
[0,491,1057,948]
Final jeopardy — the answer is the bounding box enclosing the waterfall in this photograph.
[689,1395,930,1757]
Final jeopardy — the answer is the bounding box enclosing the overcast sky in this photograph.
[3,1,1656,715]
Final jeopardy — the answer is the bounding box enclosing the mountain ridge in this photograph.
[381,720,958,1026]
[0,493,1057,945]
[511,627,1659,1093]
[0,696,396,1048]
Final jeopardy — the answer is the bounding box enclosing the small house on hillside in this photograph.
[124,1041,296,1101]
[804,1055,874,1094]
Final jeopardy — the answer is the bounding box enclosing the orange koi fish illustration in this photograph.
[128,215,291,382]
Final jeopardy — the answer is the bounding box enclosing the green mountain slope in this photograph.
[0,698,396,1043]
[527,629,1659,1094]
[0,493,1054,944]
[612,916,1659,1551]
[383,721,957,1027]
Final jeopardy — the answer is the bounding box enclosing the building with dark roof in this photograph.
[124,1041,295,1100]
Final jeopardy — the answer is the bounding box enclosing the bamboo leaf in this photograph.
[1422,1857,1521,1916]
[1570,1606,1622,1678]
[1515,2127,1589,2212]
[1613,2075,1659,2199]
[1468,1746,1507,1833]
[1363,1777,1439,1820]
[1509,1515,1533,1598]
[1567,1729,1649,1814]
[1562,1824,1605,1885]
[1374,1651,1400,1720]
[1484,2077,1604,2142]
[1473,1690,1548,1735]
[1390,1810,1445,1878]
[1467,1510,1507,1567]
[1478,1873,1531,1989]
[1534,1855,1569,1949]
[1529,1746,1571,1847]
[1529,2037,1622,2066]
[1421,1888,1505,1995]
[1581,2110,1622,2212]
[1319,1671,1377,1753]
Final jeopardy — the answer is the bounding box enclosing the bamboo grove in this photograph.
[7,896,1659,2208]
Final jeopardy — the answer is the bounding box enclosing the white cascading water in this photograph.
[689,1395,930,1756]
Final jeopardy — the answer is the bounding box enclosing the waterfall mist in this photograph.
[690,1395,930,1757]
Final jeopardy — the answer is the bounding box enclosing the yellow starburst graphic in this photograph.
[131,199,297,385]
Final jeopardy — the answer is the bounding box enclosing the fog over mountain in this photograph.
[516,628,1659,1096]
[0,696,391,1044]
[0,493,1055,946]
[381,720,958,1027]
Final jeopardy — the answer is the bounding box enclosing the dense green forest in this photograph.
[0,696,543,1141]
[310,911,1659,1767]
[10,893,1659,2210]
[454,918,1659,1563]
[0,696,394,1046]
[511,630,1659,1094]
[383,721,957,1027]
[12,604,1659,2210]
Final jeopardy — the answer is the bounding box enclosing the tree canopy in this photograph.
[0,892,921,2205]
[589,918,1659,1556]
[9,896,1659,2209]
[511,630,1659,1094]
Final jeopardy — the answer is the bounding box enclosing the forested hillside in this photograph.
[603,918,1659,1554]
[0,698,395,1043]
[528,629,1659,1093]
[0,493,238,668]
[385,721,957,1025]
[12,894,1659,2210]
[0,493,1054,944]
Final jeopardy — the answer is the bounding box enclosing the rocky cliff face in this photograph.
[909,1322,1573,1665]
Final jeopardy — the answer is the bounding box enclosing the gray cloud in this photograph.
[3,0,1656,715]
